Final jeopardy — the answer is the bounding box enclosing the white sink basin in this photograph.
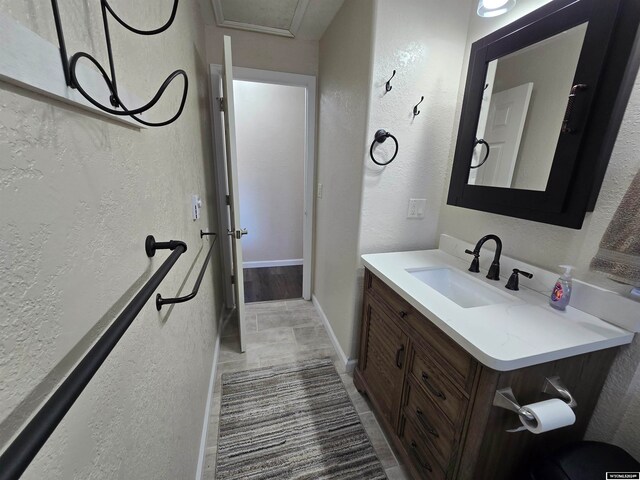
[407,267,515,308]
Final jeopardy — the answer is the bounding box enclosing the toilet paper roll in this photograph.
[519,399,576,434]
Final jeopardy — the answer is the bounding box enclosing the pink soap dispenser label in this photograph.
[552,282,564,302]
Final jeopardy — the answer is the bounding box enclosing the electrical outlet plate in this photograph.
[408,198,427,218]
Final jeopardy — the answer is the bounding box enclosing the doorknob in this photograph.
[227,228,249,239]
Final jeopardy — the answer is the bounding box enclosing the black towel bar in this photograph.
[0,235,187,480]
[156,233,217,310]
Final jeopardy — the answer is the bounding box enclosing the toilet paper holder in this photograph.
[493,376,577,431]
[493,388,537,423]
[542,376,577,408]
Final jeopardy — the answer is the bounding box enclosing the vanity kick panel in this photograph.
[353,269,620,480]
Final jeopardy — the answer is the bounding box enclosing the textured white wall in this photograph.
[314,0,475,359]
[205,22,319,75]
[313,0,373,357]
[234,81,305,264]
[359,0,473,255]
[0,1,223,478]
[348,0,472,359]
[436,0,640,459]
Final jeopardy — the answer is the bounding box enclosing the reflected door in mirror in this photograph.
[468,23,588,191]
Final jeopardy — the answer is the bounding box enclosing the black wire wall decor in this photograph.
[369,129,399,166]
[50,0,188,127]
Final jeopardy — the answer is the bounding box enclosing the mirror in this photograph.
[447,0,640,229]
[469,23,588,190]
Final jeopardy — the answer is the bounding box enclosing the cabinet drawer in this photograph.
[410,350,467,423]
[406,312,474,389]
[401,417,446,480]
[368,272,412,322]
[404,379,456,470]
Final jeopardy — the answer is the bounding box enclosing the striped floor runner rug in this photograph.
[216,358,387,479]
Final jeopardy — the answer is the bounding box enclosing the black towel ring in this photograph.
[470,138,490,169]
[370,129,399,166]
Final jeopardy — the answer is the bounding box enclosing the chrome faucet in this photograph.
[465,234,502,280]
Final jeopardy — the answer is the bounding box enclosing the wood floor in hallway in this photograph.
[202,299,410,480]
[243,265,303,303]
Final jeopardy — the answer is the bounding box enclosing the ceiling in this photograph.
[205,0,345,40]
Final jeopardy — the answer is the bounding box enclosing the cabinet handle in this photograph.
[410,440,433,472]
[421,372,446,400]
[561,83,588,134]
[395,345,405,368]
[399,310,408,318]
[416,408,439,438]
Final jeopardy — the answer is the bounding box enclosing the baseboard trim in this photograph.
[195,306,233,480]
[243,259,303,269]
[345,359,358,372]
[311,294,356,373]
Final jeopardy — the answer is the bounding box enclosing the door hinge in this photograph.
[225,195,230,205]
[218,97,225,112]
[230,274,235,284]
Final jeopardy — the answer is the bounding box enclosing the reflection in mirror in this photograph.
[468,23,588,190]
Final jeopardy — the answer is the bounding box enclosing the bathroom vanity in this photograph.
[353,248,633,480]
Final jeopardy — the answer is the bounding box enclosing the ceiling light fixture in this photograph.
[477,0,516,17]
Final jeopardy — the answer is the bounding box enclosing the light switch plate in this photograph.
[192,194,202,220]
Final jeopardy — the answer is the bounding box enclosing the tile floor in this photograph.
[202,299,410,480]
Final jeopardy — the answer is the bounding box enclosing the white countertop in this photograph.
[361,249,634,371]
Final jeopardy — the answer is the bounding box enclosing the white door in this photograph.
[468,61,497,185]
[222,36,247,352]
[474,82,533,188]
[210,67,316,308]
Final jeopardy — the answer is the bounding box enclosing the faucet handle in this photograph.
[518,269,533,279]
[465,249,480,273]
[505,268,533,290]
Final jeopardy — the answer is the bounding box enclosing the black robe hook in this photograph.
[413,96,424,116]
[385,70,396,92]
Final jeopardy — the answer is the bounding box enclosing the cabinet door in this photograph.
[360,299,408,429]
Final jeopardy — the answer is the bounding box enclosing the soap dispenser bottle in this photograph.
[549,265,573,311]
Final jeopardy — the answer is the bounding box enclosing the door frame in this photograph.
[209,65,317,305]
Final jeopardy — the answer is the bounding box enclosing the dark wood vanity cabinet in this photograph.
[359,299,408,430]
[353,269,619,480]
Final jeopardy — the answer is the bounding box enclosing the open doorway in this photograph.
[234,81,306,302]
[210,66,316,308]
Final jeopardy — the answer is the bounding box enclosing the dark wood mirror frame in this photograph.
[447,0,640,229]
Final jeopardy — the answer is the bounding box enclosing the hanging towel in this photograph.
[590,168,640,286]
